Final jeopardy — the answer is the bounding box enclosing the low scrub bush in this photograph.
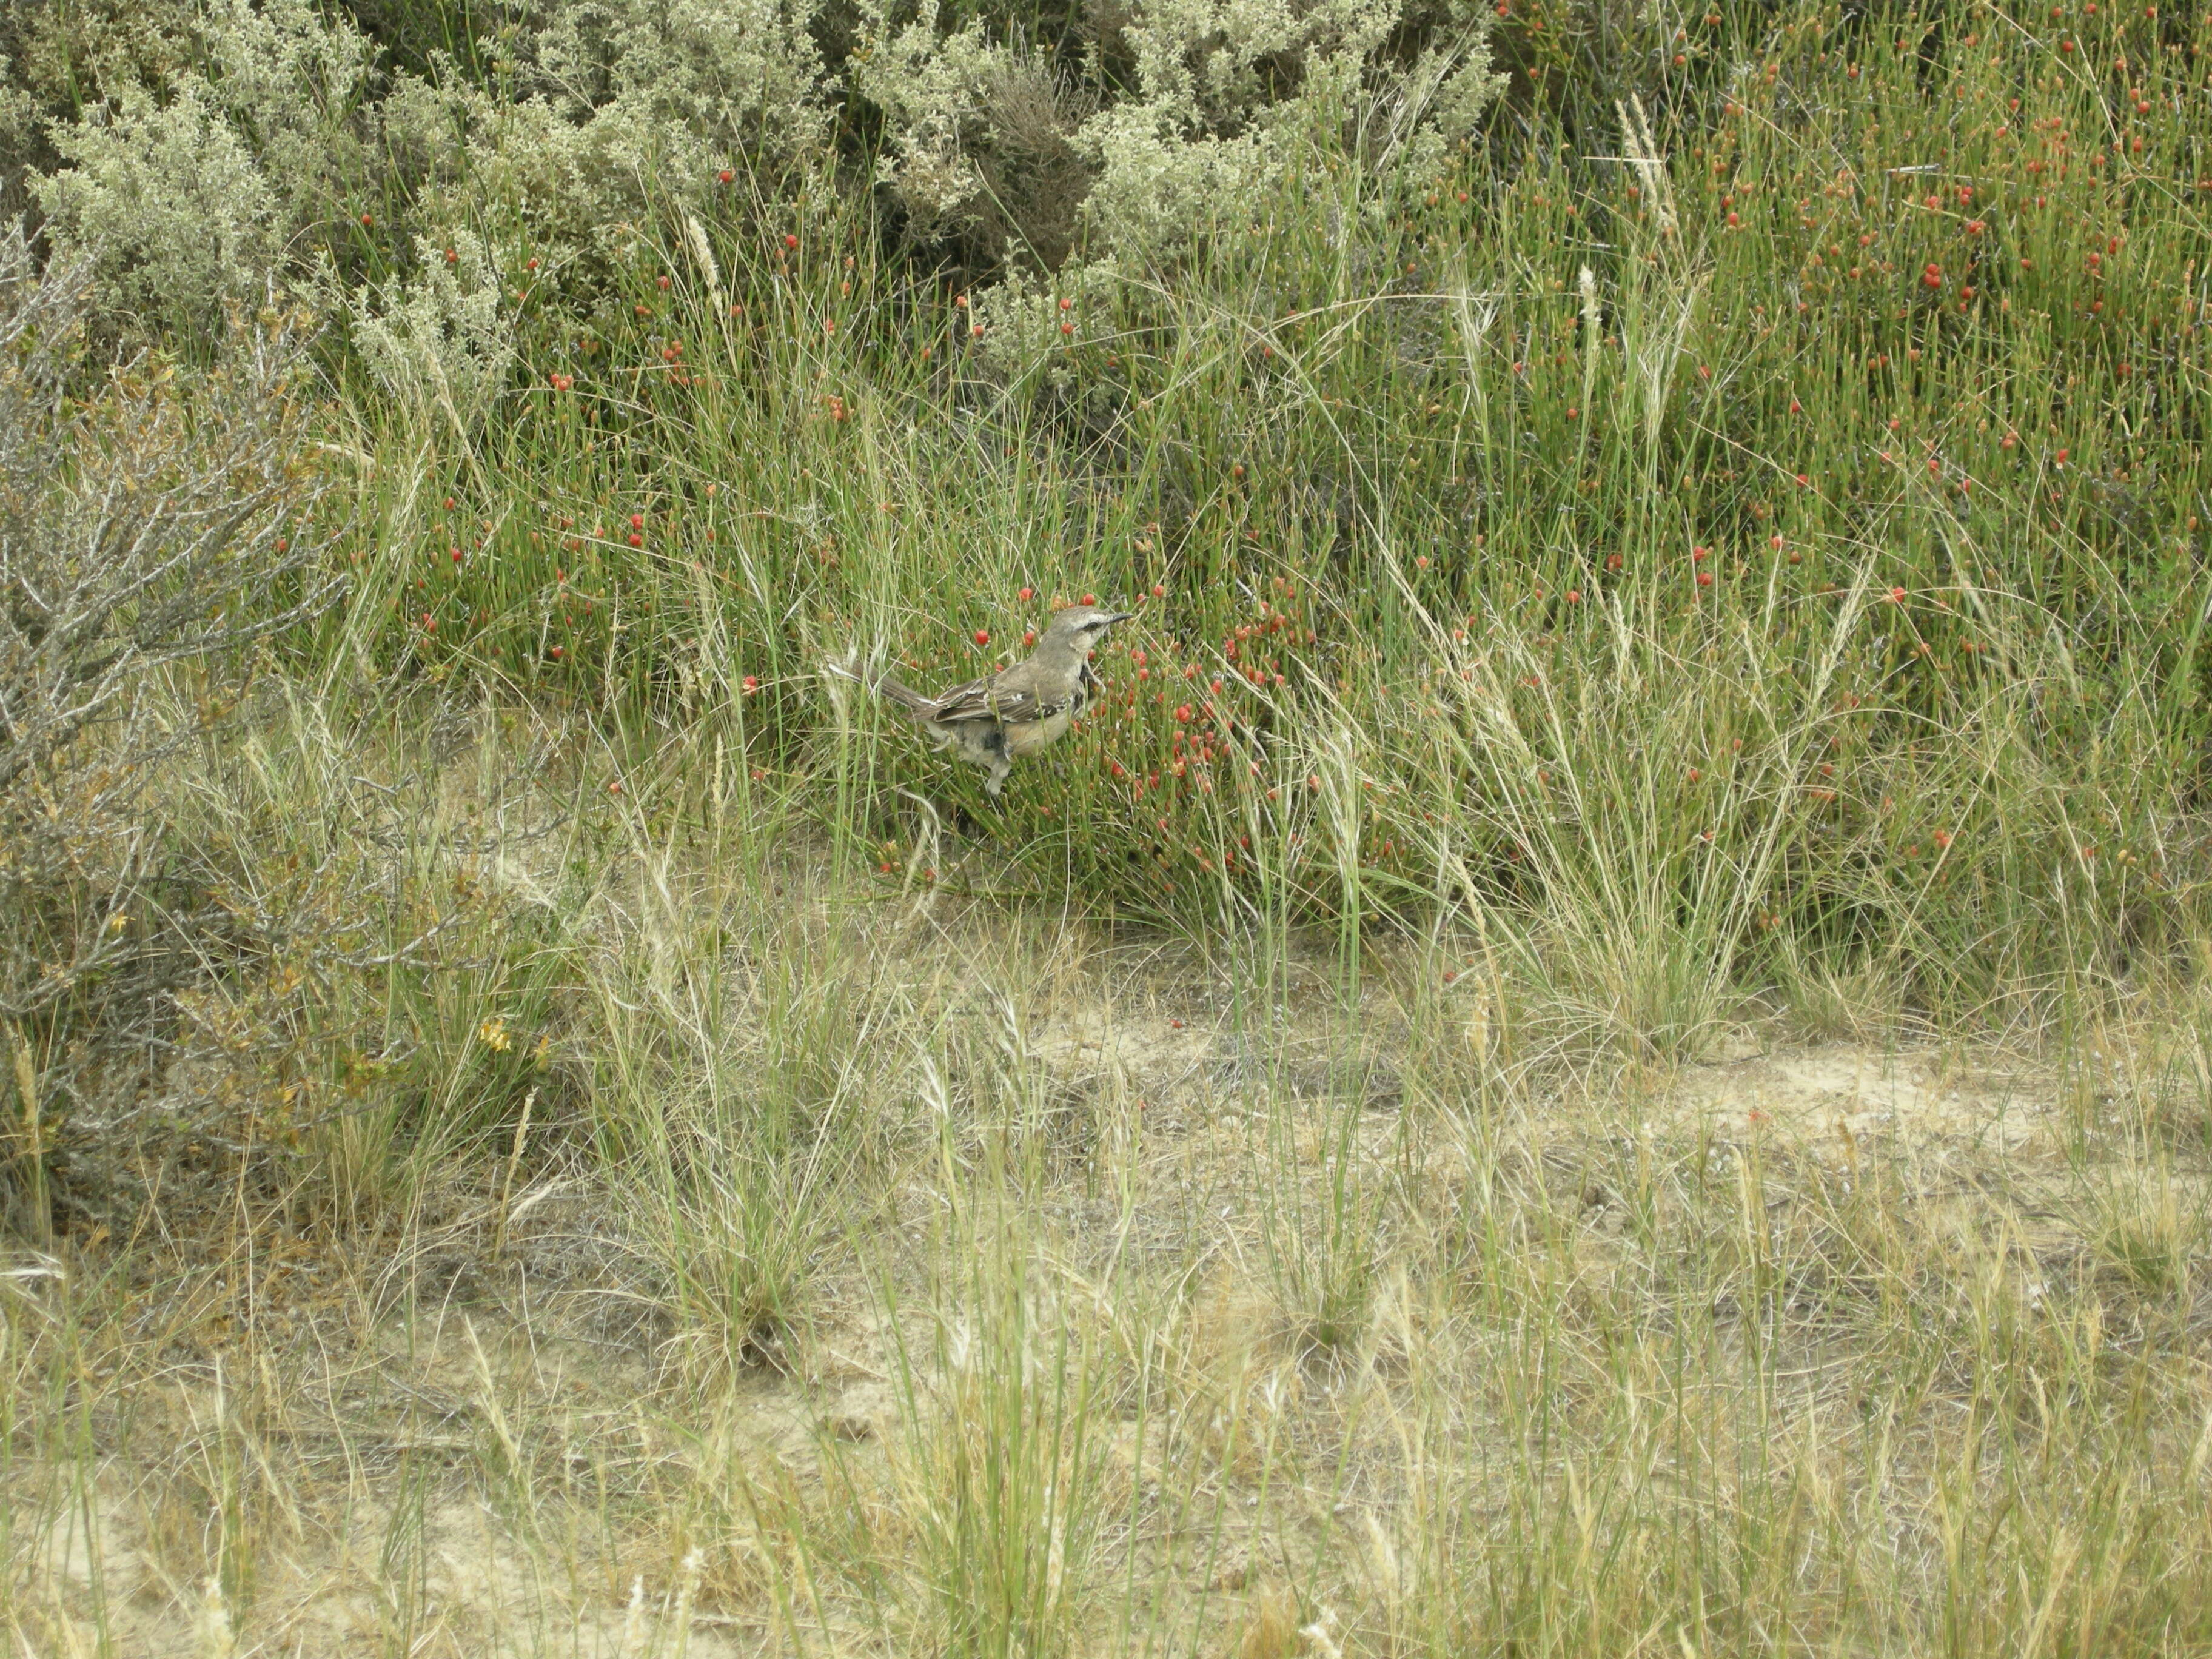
[0,221,334,1222]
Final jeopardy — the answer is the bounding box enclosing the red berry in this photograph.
[975,630,990,646]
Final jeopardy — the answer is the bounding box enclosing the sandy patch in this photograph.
[1658,1042,2049,1156]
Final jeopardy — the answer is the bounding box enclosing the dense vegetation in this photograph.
[4,0,2212,1651]
[8,0,2210,1045]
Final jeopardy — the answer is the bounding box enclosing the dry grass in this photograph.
[4,693,2210,1657]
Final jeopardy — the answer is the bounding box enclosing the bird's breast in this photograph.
[1002,708,1073,758]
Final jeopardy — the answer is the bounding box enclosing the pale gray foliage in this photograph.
[24,0,1500,362]
[341,232,518,434]
[35,85,282,333]
[33,0,375,336]
[863,0,1506,275]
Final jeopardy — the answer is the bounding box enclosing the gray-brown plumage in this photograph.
[876,605,1133,796]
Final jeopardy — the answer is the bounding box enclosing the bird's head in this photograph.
[1041,604,1135,652]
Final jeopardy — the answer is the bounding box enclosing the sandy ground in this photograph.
[8,988,2160,1656]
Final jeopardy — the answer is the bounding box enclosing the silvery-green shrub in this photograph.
[31,0,828,345]
[341,231,517,434]
[25,0,1498,371]
[862,0,1501,384]
[33,0,374,335]
[35,85,281,335]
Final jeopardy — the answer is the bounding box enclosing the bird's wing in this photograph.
[904,674,997,722]
[922,662,1076,725]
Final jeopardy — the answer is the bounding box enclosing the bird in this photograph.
[872,604,1134,797]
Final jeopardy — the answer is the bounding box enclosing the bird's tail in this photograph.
[822,651,937,718]
[872,674,937,717]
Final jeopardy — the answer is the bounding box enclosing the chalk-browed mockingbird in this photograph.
[873,604,1133,796]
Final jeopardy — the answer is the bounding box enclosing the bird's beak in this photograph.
[1101,611,1136,626]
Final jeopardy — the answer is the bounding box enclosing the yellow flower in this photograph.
[478,1016,512,1053]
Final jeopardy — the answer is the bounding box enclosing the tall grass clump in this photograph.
[878,1182,1110,1658]
[592,856,906,1378]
